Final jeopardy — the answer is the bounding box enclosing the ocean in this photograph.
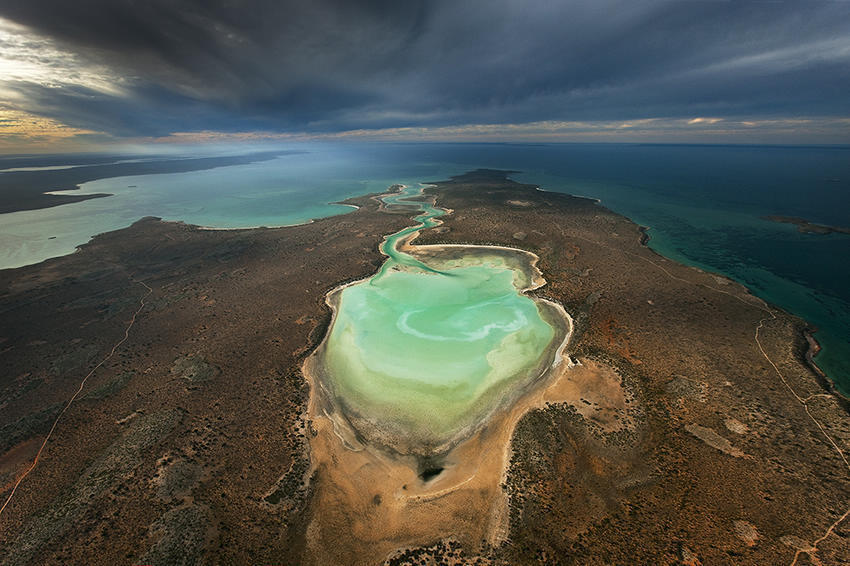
[1,142,848,393]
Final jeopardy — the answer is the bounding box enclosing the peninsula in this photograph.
[0,171,847,565]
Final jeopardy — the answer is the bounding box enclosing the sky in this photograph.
[0,0,849,152]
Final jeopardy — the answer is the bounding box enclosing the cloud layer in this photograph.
[0,0,849,142]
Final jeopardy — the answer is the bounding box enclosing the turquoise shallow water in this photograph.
[0,150,433,268]
[1,142,847,394]
[322,185,558,447]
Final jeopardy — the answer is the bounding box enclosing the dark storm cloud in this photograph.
[1,0,848,137]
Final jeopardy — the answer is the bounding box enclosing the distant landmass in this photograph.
[0,150,296,214]
[764,215,850,235]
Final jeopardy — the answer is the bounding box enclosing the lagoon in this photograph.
[318,185,563,452]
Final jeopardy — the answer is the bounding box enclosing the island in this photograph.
[764,215,850,236]
[0,171,847,565]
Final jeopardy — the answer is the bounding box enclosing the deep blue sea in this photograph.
[1,142,848,393]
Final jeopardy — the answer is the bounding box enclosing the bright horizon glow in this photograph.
[2,115,849,155]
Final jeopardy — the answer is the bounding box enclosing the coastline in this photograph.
[764,214,850,236]
[0,200,363,272]
[803,329,850,408]
[0,185,113,215]
[193,203,360,231]
[0,150,293,215]
[529,181,848,403]
[634,214,844,403]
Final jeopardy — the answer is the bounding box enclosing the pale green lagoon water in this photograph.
[322,186,558,447]
[0,150,460,269]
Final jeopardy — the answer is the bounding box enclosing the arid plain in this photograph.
[0,171,847,565]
